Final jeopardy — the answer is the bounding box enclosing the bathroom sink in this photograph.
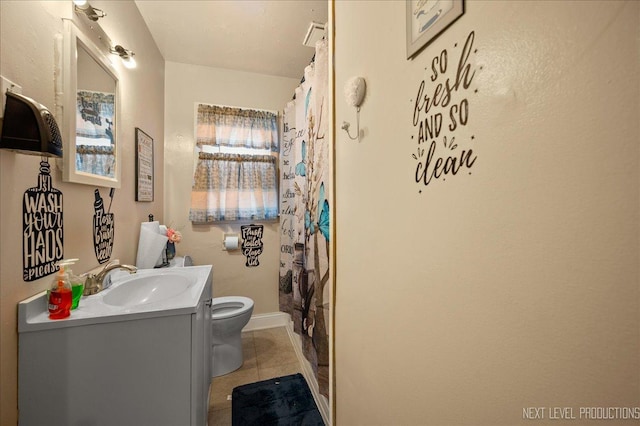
[102,273,192,307]
[18,265,213,426]
[18,265,212,333]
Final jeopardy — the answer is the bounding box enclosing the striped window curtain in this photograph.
[195,104,278,151]
[189,105,279,222]
[76,145,115,178]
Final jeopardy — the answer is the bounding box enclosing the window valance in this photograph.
[196,104,278,152]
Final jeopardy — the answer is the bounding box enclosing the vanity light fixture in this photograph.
[110,45,137,69]
[73,0,106,22]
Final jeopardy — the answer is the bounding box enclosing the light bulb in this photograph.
[122,55,137,69]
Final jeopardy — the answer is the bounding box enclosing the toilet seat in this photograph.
[211,296,254,320]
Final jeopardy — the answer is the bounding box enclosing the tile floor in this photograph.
[208,326,303,425]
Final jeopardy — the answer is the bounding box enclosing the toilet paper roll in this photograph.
[224,235,239,251]
[141,221,160,234]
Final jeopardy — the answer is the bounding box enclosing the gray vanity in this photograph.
[18,266,212,426]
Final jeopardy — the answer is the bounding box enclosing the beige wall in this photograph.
[164,61,299,314]
[0,1,165,424]
[3,1,638,425]
[334,1,639,425]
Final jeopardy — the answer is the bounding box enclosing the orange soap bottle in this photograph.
[48,263,72,319]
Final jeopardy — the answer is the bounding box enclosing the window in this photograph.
[189,104,279,222]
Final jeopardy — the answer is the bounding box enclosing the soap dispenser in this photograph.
[58,258,84,310]
[48,261,73,319]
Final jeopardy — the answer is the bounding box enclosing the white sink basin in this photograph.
[18,265,213,332]
[102,273,191,307]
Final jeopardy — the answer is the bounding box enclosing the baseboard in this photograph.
[244,311,289,331]
[284,318,331,426]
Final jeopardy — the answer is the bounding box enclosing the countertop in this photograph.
[18,265,212,333]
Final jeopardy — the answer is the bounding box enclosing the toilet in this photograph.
[210,296,254,377]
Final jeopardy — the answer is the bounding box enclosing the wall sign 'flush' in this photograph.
[241,224,264,267]
[23,160,63,281]
[93,189,114,264]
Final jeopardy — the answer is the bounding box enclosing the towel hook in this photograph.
[341,77,366,141]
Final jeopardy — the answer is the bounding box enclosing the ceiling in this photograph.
[134,0,328,79]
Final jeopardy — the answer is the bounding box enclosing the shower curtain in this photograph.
[279,38,330,398]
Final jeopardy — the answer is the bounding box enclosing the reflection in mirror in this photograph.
[60,19,121,188]
[76,43,116,177]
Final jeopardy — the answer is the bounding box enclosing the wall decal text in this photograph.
[241,224,264,267]
[412,31,479,191]
[23,161,63,281]
[93,189,114,264]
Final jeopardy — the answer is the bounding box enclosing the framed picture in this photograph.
[135,127,154,202]
[406,0,464,59]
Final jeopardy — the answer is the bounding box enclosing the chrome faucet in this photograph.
[83,262,137,295]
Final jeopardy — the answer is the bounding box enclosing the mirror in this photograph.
[59,19,121,188]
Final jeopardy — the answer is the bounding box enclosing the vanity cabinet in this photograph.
[18,267,212,426]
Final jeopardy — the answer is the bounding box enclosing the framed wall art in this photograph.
[406,0,464,59]
[135,127,154,202]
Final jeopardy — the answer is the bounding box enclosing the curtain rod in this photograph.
[195,102,279,116]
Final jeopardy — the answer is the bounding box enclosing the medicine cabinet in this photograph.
[58,18,121,188]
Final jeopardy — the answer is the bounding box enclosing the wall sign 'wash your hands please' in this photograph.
[23,160,63,281]
[412,31,479,192]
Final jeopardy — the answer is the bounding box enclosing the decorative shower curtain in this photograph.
[279,39,330,398]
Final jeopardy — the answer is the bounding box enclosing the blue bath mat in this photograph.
[232,373,324,425]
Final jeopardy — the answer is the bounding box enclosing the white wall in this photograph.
[0,1,165,424]
[334,1,639,424]
[164,61,299,314]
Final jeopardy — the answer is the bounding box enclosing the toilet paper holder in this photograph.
[222,233,239,251]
